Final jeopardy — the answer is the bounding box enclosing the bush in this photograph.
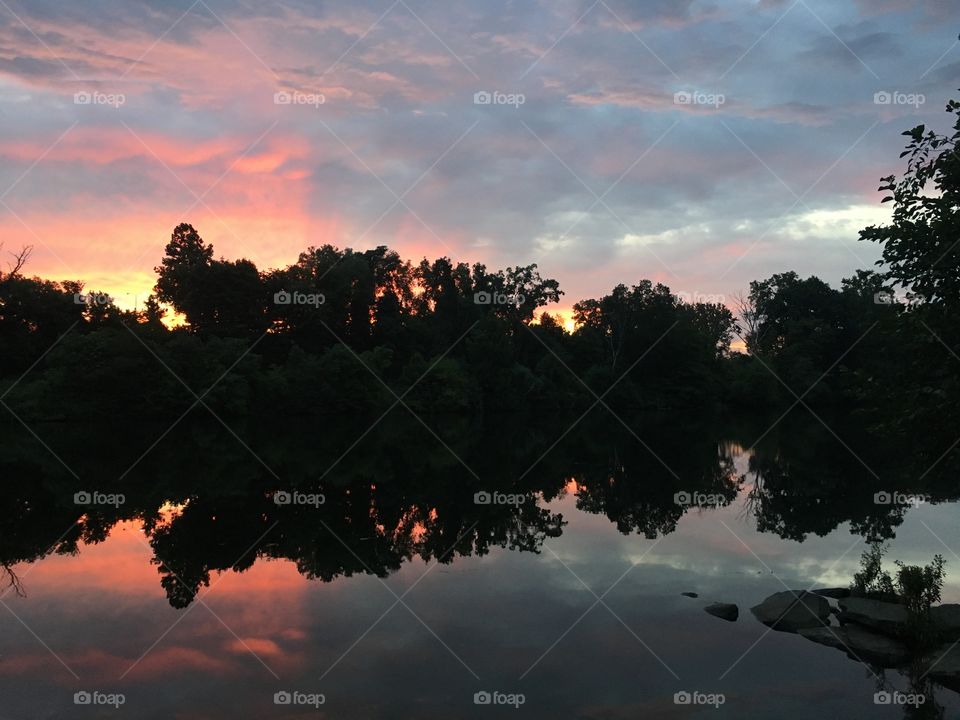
[851,543,947,650]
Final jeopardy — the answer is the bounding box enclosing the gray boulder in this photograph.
[811,587,850,599]
[925,643,960,692]
[799,625,909,667]
[750,590,830,632]
[926,643,960,675]
[838,597,909,636]
[931,604,960,640]
[704,603,738,622]
[799,626,847,651]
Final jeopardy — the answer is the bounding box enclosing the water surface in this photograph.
[1,410,958,718]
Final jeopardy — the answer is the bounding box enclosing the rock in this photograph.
[799,626,848,651]
[926,643,960,675]
[750,590,831,632]
[799,625,910,667]
[925,643,960,692]
[680,592,699,598]
[843,625,910,666]
[811,587,850,599]
[850,589,898,602]
[704,603,738,622]
[931,604,960,640]
[838,597,909,636]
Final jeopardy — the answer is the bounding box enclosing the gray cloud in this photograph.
[0,0,957,302]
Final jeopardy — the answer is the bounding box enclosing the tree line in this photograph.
[0,225,737,416]
[2,95,960,427]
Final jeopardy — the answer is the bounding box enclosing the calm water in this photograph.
[1,410,958,718]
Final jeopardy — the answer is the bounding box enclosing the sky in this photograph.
[0,0,958,318]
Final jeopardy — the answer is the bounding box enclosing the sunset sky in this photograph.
[1,0,958,314]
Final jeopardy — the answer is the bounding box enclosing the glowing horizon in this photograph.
[2,0,956,324]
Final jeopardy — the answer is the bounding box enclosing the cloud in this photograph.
[853,0,960,22]
[796,26,901,69]
[0,0,954,308]
[575,0,713,30]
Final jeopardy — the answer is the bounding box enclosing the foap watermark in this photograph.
[274,290,325,307]
[74,90,125,108]
[473,690,525,708]
[74,491,125,508]
[474,291,525,306]
[874,491,929,507]
[474,491,526,506]
[676,291,726,304]
[875,690,925,707]
[474,90,525,108]
[674,690,725,708]
[674,90,725,108]
[274,490,325,508]
[274,90,325,108]
[674,491,726,508]
[74,292,112,306]
[273,691,325,708]
[873,290,927,307]
[874,91,925,109]
[74,691,125,708]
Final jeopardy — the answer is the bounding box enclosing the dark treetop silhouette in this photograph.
[4,95,960,429]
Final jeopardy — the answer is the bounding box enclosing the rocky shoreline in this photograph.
[752,589,960,692]
[689,587,960,692]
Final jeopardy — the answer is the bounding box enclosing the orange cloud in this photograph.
[226,637,284,657]
[0,126,312,171]
[0,123,334,301]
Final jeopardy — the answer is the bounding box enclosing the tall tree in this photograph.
[860,98,960,305]
[154,223,214,329]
